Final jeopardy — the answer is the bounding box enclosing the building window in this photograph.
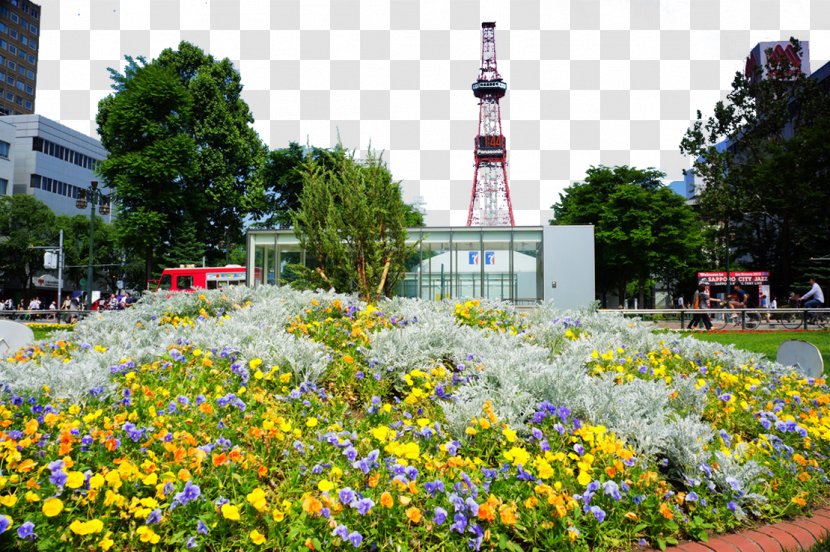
[7,60,13,69]
[0,141,8,158]
[10,13,18,24]
[20,36,27,47]
[28,40,35,50]
[30,24,37,35]
[10,0,18,7]
[26,54,33,64]
[0,22,6,33]
[0,40,6,50]
[8,29,16,39]
[24,84,31,94]
[8,45,15,54]
[6,74,12,84]
[24,99,30,109]
[30,174,40,189]
[0,178,7,195]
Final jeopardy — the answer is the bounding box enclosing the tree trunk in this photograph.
[144,247,154,290]
[638,278,646,309]
[375,256,392,301]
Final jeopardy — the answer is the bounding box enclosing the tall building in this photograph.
[0,0,40,116]
[0,117,14,196]
[2,114,109,217]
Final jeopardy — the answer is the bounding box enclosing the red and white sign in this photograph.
[745,41,810,81]
[698,271,770,285]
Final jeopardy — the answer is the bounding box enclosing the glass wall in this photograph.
[247,227,544,303]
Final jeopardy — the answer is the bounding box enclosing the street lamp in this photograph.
[76,181,110,310]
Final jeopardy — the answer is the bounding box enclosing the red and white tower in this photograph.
[467,22,514,226]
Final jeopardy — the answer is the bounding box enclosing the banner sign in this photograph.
[698,271,770,285]
[469,251,496,265]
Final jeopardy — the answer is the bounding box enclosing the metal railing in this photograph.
[0,309,92,324]
[600,307,830,331]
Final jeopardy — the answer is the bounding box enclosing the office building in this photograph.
[2,114,109,217]
[0,0,40,115]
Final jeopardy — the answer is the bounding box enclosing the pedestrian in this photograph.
[688,283,712,331]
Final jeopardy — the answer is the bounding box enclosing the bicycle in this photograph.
[711,302,762,330]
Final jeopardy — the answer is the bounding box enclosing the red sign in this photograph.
[698,271,770,285]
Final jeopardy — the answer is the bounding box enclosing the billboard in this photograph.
[697,271,769,285]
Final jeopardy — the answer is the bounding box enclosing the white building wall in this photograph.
[2,114,108,216]
[0,119,15,196]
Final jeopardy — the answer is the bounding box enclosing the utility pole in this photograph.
[76,181,111,310]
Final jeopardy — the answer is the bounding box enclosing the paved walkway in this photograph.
[655,507,830,551]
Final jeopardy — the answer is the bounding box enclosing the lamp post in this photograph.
[76,181,110,310]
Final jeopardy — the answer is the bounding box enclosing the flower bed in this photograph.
[0,288,827,551]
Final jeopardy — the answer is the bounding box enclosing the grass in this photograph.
[680,330,830,370]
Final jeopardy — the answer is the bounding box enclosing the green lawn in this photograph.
[680,330,830,371]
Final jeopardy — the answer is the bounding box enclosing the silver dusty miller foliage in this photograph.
[0,288,790,496]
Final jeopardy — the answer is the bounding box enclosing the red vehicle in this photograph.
[151,265,247,292]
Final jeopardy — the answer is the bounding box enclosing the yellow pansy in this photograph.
[250,529,266,545]
[221,503,240,521]
[42,497,64,517]
[66,471,85,489]
[69,519,104,535]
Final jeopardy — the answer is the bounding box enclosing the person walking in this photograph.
[687,283,712,331]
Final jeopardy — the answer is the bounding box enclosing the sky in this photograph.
[34,0,830,225]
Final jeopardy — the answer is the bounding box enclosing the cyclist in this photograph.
[728,284,748,309]
[801,277,825,326]
[801,277,825,309]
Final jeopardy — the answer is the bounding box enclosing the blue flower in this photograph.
[333,524,349,540]
[196,520,209,535]
[348,531,363,547]
[355,498,375,515]
[727,501,738,513]
[602,480,622,501]
[17,521,36,541]
[146,509,162,525]
[0,516,9,534]
[339,487,356,506]
[686,492,699,502]
[451,513,468,534]
[186,536,197,549]
[590,505,606,523]
[433,507,448,525]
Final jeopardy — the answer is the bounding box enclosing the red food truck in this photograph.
[150,265,247,292]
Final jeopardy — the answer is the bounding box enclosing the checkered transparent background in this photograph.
[35,0,830,225]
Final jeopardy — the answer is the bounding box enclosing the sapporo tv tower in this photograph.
[467,22,515,226]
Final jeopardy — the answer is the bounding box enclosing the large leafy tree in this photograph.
[0,195,56,299]
[292,146,413,302]
[259,142,425,229]
[551,165,705,307]
[96,42,267,281]
[680,38,830,292]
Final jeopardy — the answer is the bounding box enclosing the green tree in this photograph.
[551,165,705,307]
[292,146,412,302]
[0,195,57,299]
[680,38,830,293]
[161,219,206,269]
[96,41,267,282]
[259,142,425,229]
[53,215,142,295]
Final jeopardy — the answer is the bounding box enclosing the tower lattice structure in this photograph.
[467,22,514,226]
